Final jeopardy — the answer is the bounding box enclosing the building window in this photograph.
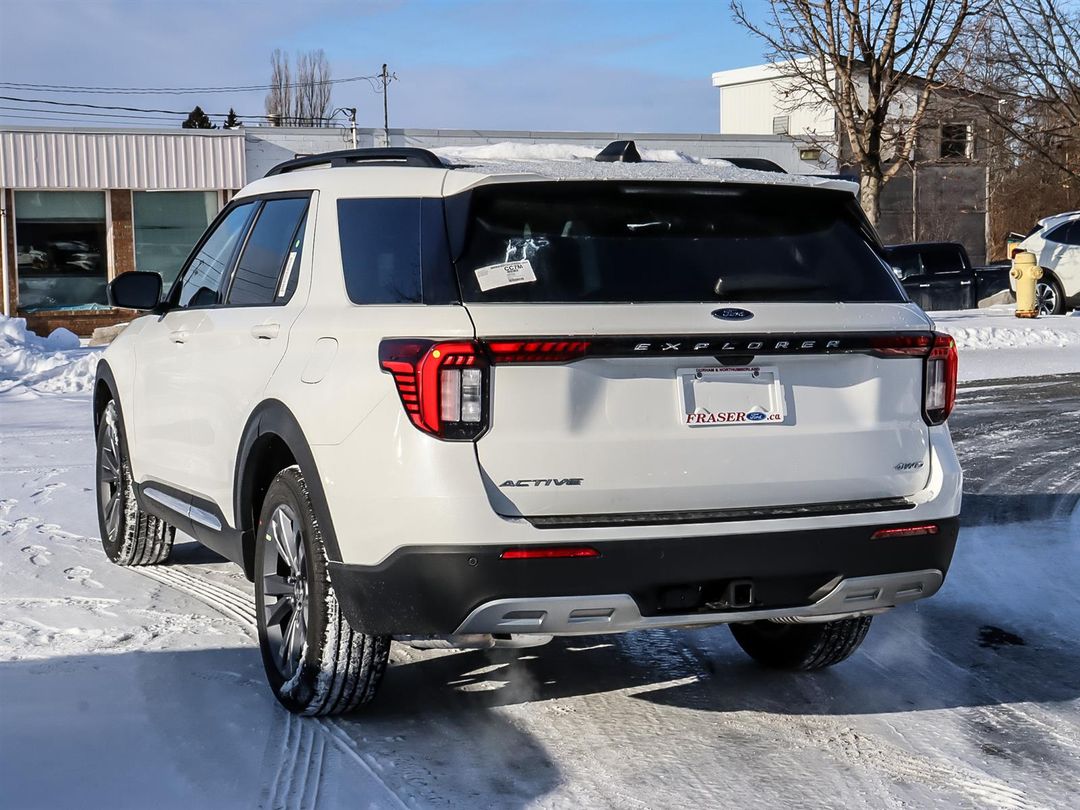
[940,123,972,159]
[133,191,219,289]
[14,191,108,311]
[772,115,790,135]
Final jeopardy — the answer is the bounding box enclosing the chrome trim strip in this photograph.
[143,487,189,517]
[188,505,223,532]
[526,497,916,529]
[143,486,223,532]
[453,569,944,636]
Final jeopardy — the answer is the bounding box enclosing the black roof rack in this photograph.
[266,147,445,176]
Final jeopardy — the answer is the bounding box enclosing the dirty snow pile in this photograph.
[0,315,101,395]
[931,306,1080,382]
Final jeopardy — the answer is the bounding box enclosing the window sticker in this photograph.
[474,259,537,292]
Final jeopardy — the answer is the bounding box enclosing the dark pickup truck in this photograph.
[884,242,1012,311]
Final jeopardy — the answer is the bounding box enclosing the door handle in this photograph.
[960,280,972,286]
[251,323,281,340]
[918,284,931,288]
[169,330,189,344]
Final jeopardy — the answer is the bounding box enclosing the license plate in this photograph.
[679,366,785,427]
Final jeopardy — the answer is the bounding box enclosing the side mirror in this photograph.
[108,271,163,310]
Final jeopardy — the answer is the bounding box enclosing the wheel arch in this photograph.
[234,400,342,580]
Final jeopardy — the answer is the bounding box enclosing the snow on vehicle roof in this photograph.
[434,142,858,194]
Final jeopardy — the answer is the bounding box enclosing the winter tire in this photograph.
[95,400,174,566]
[730,615,873,671]
[254,465,390,715]
[1036,276,1064,316]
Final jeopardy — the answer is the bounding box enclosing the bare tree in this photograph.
[731,0,981,225]
[265,49,333,126]
[976,0,1079,180]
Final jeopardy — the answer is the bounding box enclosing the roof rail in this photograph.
[266,147,445,176]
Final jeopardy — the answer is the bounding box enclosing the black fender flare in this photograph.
[233,400,343,574]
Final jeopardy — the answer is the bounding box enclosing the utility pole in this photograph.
[380,63,393,147]
[347,106,357,149]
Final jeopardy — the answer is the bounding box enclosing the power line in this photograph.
[0,104,182,122]
[0,94,303,121]
[0,74,383,95]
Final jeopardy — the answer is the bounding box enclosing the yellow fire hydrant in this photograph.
[1011,251,1043,319]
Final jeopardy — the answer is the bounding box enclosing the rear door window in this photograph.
[226,197,309,306]
[450,182,904,304]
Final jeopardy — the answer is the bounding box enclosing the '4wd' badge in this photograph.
[711,307,754,321]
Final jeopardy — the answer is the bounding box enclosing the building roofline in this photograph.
[0,124,244,137]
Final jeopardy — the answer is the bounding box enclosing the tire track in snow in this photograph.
[132,564,409,810]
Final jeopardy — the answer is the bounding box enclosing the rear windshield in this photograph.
[451,182,904,304]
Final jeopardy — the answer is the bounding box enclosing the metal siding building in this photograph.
[1,128,245,334]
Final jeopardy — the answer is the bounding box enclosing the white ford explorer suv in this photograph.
[94,146,962,715]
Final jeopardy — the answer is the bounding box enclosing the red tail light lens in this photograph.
[379,339,489,440]
[924,333,957,425]
[869,334,933,357]
[485,340,590,364]
[500,546,600,560]
[870,524,940,540]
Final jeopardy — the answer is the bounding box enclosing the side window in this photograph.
[887,250,922,279]
[226,197,310,306]
[922,247,963,275]
[337,198,422,304]
[1046,221,1080,246]
[175,202,256,308]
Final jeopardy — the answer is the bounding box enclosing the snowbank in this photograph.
[930,306,1080,381]
[0,316,102,396]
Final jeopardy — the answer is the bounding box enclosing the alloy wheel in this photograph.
[98,402,123,543]
[1036,281,1059,316]
[260,503,309,679]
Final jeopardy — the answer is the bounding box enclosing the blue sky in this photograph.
[0,0,772,132]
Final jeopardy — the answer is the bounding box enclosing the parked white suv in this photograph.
[94,147,962,715]
[1012,210,1080,314]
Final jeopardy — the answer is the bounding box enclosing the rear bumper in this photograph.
[329,517,959,635]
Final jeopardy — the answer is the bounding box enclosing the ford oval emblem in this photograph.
[746,411,767,421]
[712,307,754,321]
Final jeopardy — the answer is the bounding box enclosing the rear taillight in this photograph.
[923,333,957,425]
[486,340,590,363]
[379,339,489,440]
[869,333,956,425]
[379,338,590,440]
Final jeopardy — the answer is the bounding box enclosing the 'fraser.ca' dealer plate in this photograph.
[679,366,785,427]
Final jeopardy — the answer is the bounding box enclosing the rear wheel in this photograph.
[1036,276,1064,315]
[254,466,390,715]
[95,400,174,566]
[730,616,872,670]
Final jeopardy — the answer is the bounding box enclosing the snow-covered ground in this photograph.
[2,318,1078,808]
[930,306,1080,382]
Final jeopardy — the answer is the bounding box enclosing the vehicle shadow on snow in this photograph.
[960,492,1080,526]
[0,645,564,809]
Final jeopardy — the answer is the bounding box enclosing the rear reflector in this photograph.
[500,546,600,560]
[870,524,939,540]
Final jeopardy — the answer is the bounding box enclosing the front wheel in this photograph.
[730,615,873,671]
[254,466,390,715]
[1036,276,1064,315]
